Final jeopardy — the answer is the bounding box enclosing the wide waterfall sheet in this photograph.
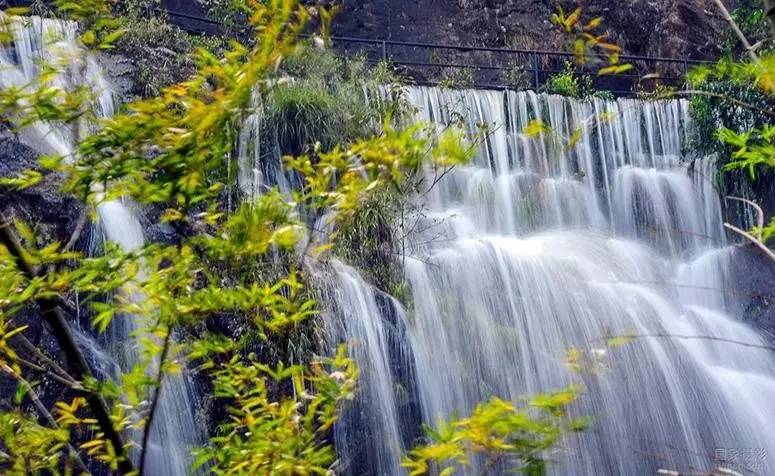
[328,87,775,475]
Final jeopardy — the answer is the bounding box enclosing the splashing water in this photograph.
[0,16,199,476]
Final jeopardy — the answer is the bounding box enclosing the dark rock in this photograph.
[0,133,85,248]
[104,15,196,99]
[331,0,728,60]
[727,244,775,338]
[97,54,138,101]
[0,133,84,410]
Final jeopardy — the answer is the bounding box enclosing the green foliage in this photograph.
[545,70,579,98]
[199,0,250,31]
[267,48,408,156]
[112,0,161,18]
[683,12,775,252]
[270,49,422,299]
[543,60,609,100]
[281,45,345,83]
[689,54,775,95]
[403,388,588,475]
[717,124,775,243]
[286,123,471,216]
[688,64,774,159]
[439,67,476,90]
[0,412,72,474]
[334,188,406,297]
[551,7,632,76]
[718,124,775,179]
[193,347,357,475]
[589,89,615,101]
[265,82,344,156]
[503,62,532,91]
[0,0,375,472]
[0,2,586,475]
[686,55,774,240]
[634,83,677,101]
[52,0,127,49]
[723,0,774,57]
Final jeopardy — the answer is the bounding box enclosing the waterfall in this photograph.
[0,16,199,475]
[95,202,200,476]
[319,261,418,476]
[324,87,775,475]
[7,12,769,474]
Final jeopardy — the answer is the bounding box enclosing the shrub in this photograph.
[264,47,410,157]
[439,67,476,89]
[282,46,344,85]
[631,82,674,100]
[333,189,405,298]
[503,62,533,90]
[264,83,344,156]
[590,89,615,101]
[545,61,581,97]
[114,14,194,97]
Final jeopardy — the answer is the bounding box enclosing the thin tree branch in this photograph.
[726,196,765,241]
[712,0,762,64]
[14,334,75,383]
[138,329,173,476]
[0,363,91,475]
[0,349,81,389]
[62,209,88,253]
[605,333,775,352]
[724,222,775,261]
[0,218,135,475]
[423,165,455,196]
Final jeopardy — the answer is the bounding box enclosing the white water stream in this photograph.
[0,16,198,476]
[326,88,775,475]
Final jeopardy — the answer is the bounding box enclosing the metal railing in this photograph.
[151,7,711,96]
[323,36,711,95]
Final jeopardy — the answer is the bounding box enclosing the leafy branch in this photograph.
[0,219,134,474]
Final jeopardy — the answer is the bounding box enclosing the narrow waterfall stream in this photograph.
[0,16,198,476]
[327,87,775,475]
[319,261,422,475]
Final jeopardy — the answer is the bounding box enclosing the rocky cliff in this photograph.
[331,0,731,60]
[153,0,731,60]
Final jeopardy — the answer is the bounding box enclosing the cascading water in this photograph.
[327,87,775,475]
[319,261,420,476]
[0,16,199,475]
[6,14,769,474]
[95,202,200,476]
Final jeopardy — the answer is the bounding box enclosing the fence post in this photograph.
[381,40,387,61]
[532,52,540,90]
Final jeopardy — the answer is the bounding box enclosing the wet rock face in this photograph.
[0,134,85,247]
[0,135,85,405]
[728,245,775,338]
[332,0,728,60]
